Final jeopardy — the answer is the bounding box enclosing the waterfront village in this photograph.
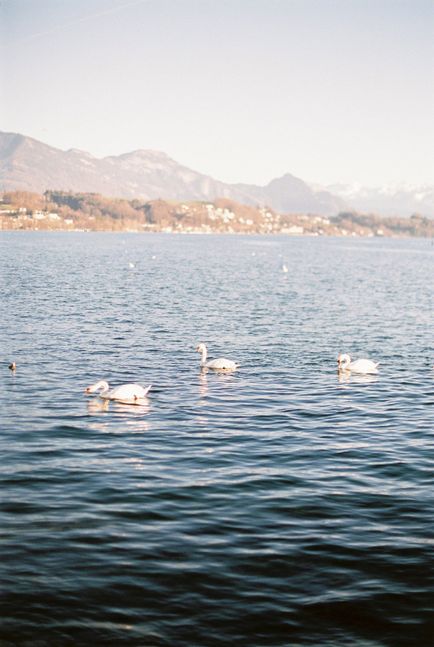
[1,190,433,238]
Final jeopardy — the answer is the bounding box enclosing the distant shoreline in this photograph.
[2,229,433,241]
[1,191,433,238]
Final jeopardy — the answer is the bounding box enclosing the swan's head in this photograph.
[196,343,207,354]
[337,353,351,369]
[8,362,16,371]
[85,380,109,394]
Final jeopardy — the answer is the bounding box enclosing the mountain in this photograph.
[235,174,345,215]
[0,132,344,216]
[326,183,434,218]
[1,132,432,217]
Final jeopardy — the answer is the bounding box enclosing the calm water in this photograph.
[1,232,433,646]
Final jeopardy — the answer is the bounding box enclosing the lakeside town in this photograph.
[1,190,433,237]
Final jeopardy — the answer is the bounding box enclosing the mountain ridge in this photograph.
[1,131,432,217]
[0,131,345,215]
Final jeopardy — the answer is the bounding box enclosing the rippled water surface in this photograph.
[1,232,433,646]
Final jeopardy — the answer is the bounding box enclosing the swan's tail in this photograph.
[133,384,152,403]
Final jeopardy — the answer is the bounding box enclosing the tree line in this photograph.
[1,190,433,237]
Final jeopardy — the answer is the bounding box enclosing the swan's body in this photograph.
[85,380,151,404]
[196,343,238,372]
[337,353,379,375]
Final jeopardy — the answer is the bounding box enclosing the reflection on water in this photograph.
[86,393,151,436]
[337,370,379,385]
[87,398,110,414]
[0,233,433,647]
[198,367,240,397]
[198,370,209,398]
[87,396,151,413]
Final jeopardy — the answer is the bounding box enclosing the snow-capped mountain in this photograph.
[325,182,434,218]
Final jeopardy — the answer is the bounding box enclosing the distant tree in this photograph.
[4,191,45,211]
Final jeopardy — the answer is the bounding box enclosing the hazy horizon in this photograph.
[1,0,433,188]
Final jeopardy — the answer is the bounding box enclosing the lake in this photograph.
[1,232,433,646]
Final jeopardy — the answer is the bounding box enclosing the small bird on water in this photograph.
[8,362,16,371]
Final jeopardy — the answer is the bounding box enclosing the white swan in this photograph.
[337,353,379,375]
[84,380,152,404]
[196,343,238,371]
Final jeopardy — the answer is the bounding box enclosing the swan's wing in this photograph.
[107,384,136,399]
[109,383,152,400]
[351,359,378,373]
[363,359,379,371]
[207,357,237,370]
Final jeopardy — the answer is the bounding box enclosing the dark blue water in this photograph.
[1,232,433,646]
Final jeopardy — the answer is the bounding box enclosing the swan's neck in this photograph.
[97,380,109,393]
[200,347,207,365]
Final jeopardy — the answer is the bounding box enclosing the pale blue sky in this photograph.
[1,0,433,186]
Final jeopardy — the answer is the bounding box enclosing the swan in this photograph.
[196,343,238,371]
[84,380,152,404]
[337,353,379,375]
[8,362,16,371]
